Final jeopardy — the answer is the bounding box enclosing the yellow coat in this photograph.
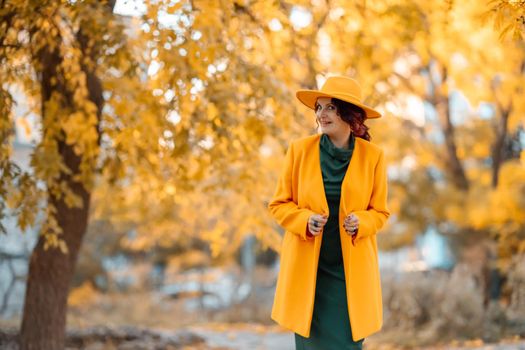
[268,133,390,341]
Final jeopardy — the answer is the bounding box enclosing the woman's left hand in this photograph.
[343,213,359,236]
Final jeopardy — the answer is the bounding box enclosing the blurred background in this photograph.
[1,0,524,349]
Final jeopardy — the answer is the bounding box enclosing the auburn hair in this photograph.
[315,97,371,141]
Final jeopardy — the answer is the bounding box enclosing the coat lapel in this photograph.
[312,134,329,215]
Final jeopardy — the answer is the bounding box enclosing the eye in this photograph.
[315,103,335,112]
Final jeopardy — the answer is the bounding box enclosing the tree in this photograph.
[1,1,120,348]
[484,0,525,41]
[0,0,298,348]
[2,0,524,347]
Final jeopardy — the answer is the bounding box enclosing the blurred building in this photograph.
[0,84,40,318]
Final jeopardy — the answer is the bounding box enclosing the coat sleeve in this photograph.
[268,140,316,241]
[351,148,390,245]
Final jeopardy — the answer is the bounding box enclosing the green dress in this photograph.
[294,132,364,350]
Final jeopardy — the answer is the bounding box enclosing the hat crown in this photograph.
[294,74,381,118]
[320,76,362,102]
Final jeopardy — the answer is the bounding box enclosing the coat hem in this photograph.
[270,314,310,338]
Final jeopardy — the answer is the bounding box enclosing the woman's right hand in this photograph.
[307,214,328,237]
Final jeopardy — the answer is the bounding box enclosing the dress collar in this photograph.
[320,132,355,160]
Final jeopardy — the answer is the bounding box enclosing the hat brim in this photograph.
[296,90,382,119]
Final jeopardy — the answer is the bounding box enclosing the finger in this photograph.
[317,215,328,223]
[347,214,358,223]
[310,219,323,230]
[344,222,356,231]
[310,224,321,233]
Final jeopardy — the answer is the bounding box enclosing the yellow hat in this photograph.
[296,75,381,119]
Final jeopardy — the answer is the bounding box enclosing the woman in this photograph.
[268,75,390,349]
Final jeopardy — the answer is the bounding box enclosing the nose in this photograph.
[317,111,331,123]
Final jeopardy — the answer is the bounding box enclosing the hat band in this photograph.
[322,90,360,100]
[327,92,362,104]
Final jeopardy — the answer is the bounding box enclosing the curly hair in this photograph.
[316,97,371,141]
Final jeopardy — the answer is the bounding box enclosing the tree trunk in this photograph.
[19,2,111,347]
[19,162,91,350]
[491,103,511,188]
[430,64,469,191]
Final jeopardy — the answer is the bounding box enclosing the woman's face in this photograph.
[314,97,350,136]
